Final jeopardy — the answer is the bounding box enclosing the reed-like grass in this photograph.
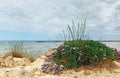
[57,19,87,41]
[9,41,40,62]
[9,41,24,52]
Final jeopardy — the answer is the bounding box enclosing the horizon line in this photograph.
[0,40,120,42]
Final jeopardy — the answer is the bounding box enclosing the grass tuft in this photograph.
[57,19,87,41]
[9,41,40,62]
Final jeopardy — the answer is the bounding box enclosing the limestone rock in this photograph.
[0,57,4,63]
[5,60,14,67]
[1,52,13,59]
[5,56,13,60]
[40,55,46,59]
[44,48,55,57]
[0,57,5,67]
[4,56,14,67]
[32,58,44,67]
[113,61,120,67]
[13,57,31,66]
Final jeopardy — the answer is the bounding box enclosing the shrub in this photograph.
[42,19,116,74]
[52,40,115,69]
[52,20,115,69]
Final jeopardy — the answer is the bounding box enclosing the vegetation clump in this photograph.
[52,20,115,69]
[53,40,115,69]
[41,19,116,74]
[41,52,64,74]
[9,41,39,62]
[9,41,26,58]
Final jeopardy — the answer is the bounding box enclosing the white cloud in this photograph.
[0,0,120,39]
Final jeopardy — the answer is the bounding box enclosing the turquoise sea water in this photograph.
[0,41,120,55]
[0,41,60,54]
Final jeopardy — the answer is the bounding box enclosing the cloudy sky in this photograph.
[0,0,120,40]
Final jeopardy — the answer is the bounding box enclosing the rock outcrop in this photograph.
[13,57,31,66]
[44,48,56,57]
[0,51,31,67]
[1,52,13,58]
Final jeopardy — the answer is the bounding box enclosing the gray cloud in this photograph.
[0,0,119,39]
[0,7,31,20]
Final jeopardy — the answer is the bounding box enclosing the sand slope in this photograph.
[0,55,120,78]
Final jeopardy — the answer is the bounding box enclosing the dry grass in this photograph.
[12,51,26,58]
[9,41,38,62]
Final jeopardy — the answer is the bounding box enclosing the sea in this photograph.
[0,41,61,55]
[0,41,120,55]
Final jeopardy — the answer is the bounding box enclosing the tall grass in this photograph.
[57,19,87,41]
[9,41,41,62]
[9,41,24,52]
[9,41,41,56]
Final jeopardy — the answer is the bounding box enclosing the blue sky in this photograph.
[0,0,120,40]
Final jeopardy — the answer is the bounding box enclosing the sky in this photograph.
[0,0,120,40]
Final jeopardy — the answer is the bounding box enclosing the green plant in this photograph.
[52,20,115,69]
[53,40,115,69]
[57,19,89,41]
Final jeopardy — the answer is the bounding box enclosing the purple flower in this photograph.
[112,48,117,51]
[47,67,53,72]
[53,69,58,74]
[53,64,59,68]
[45,58,49,61]
[59,65,64,70]
[49,53,54,57]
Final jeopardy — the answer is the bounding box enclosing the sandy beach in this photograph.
[0,49,120,78]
